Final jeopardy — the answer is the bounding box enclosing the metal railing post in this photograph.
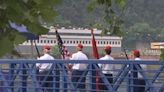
[21,63,27,92]
[132,63,138,92]
[129,62,138,92]
[9,63,15,92]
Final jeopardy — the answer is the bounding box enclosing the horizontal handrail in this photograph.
[0,59,163,92]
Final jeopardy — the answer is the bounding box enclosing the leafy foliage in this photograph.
[123,23,163,49]
[0,0,60,57]
[55,0,164,37]
[52,45,60,58]
[160,49,164,61]
[87,0,126,36]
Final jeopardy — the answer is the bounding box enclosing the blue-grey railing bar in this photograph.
[24,64,42,92]
[22,64,27,92]
[0,59,163,92]
[114,64,130,91]
[159,83,164,92]
[9,64,14,92]
[56,63,76,92]
[0,69,12,92]
[135,64,156,92]
[145,65,164,92]
[113,64,127,83]
[93,64,115,92]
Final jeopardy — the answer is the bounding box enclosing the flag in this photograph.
[55,29,65,59]
[91,29,100,92]
[63,45,71,60]
[91,29,99,59]
[55,29,70,59]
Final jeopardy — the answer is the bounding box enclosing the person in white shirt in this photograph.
[131,50,146,92]
[99,45,114,91]
[36,45,55,92]
[70,43,88,92]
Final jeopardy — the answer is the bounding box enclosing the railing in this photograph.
[0,60,163,92]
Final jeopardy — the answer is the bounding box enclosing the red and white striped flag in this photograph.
[55,29,70,59]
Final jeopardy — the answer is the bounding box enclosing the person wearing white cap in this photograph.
[70,43,88,92]
[36,45,55,92]
[99,45,114,91]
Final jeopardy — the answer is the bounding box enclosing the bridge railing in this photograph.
[0,59,163,92]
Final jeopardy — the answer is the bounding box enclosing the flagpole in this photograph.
[91,29,100,92]
[123,47,129,60]
[34,41,40,57]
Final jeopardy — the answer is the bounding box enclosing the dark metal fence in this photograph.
[0,59,163,92]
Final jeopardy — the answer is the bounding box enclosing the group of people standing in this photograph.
[36,43,146,92]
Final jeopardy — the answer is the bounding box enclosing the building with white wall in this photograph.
[18,26,122,57]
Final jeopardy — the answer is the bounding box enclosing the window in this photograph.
[86,41,88,44]
[115,41,117,45]
[40,40,43,43]
[112,41,115,45]
[97,41,99,44]
[89,41,90,44]
[51,40,53,44]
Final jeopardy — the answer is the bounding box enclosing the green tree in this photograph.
[0,0,60,57]
[52,45,60,58]
[160,49,164,61]
[87,0,126,36]
[123,22,162,49]
[158,28,164,41]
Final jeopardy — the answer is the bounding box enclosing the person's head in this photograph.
[132,50,140,58]
[76,43,83,51]
[42,45,51,54]
[104,45,112,55]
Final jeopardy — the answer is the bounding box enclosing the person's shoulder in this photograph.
[135,58,141,60]
[109,56,114,60]
[37,55,46,60]
[38,54,54,60]
[80,51,87,55]
[49,55,55,60]
[99,56,105,60]
[99,55,114,60]
[71,52,77,56]
[47,54,55,60]
[80,52,88,58]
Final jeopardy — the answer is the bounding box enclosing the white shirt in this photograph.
[135,58,147,78]
[36,54,55,72]
[70,51,88,70]
[99,55,114,74]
